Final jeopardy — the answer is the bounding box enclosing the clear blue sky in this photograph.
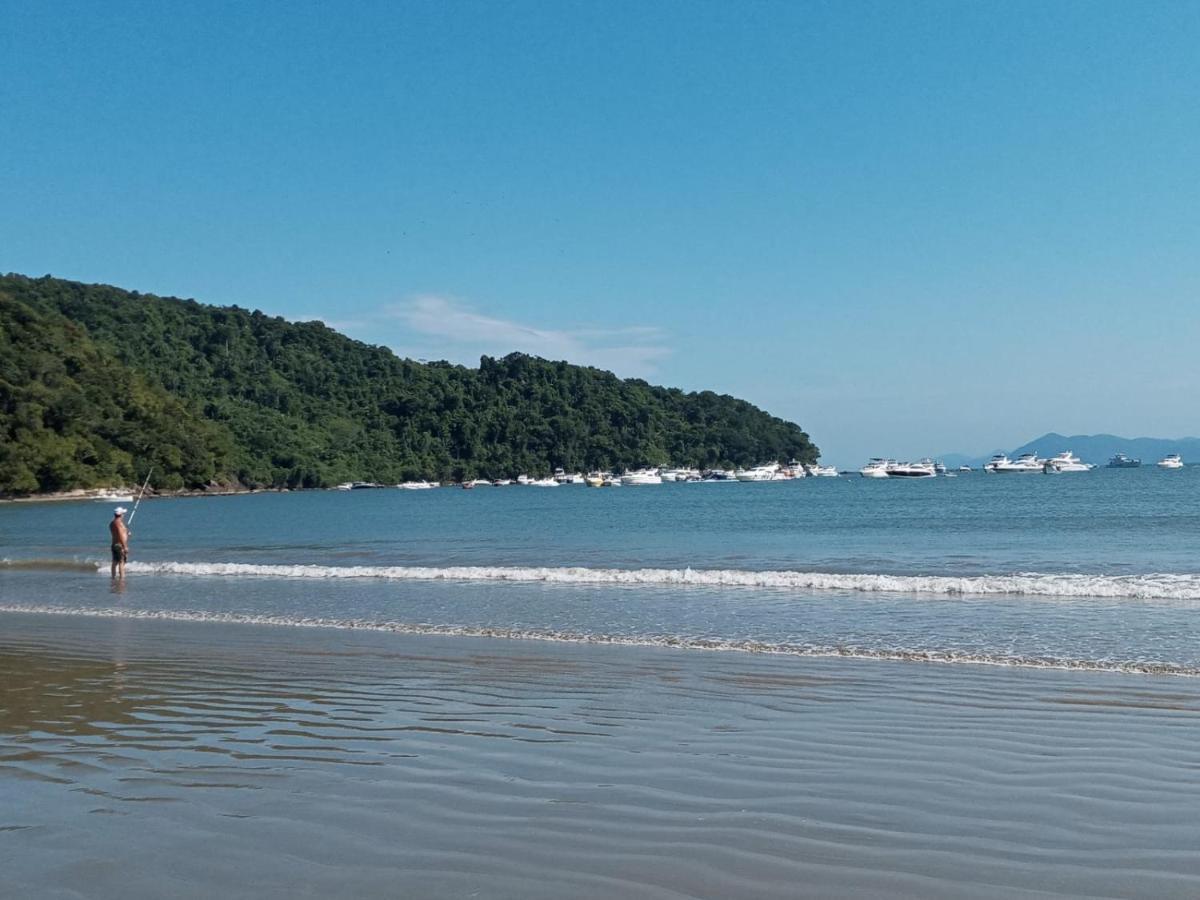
[3,1,1198,466]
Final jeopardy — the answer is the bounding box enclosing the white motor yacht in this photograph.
[957,465,972,473]
[516,475,532,485]
[1157,454,1184,469]
[886,459,937,478]
[620,470,663,486]
[1043,451,1093,473]
[735,463,783,482]
[859,458,894,478]
[993,453,1043,474]
[397,480,437,490]
[982,454,1011,473]
[529,477,559,487]
[806,464,839,477]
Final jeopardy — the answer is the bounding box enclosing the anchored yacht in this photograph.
[1043,451,1093,473]
[983,454,1011,474]
[806,463,839,477]
[1107,453,1141,468]
[886,459,937,478]
[620,470,663,486]
[1157,454,1184,469]
[859,458,894,478]
[735,463,784,482]
[993,453,1044,474]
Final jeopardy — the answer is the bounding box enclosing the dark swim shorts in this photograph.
[111,543,127,563]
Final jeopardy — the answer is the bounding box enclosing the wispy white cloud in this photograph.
[386,294,672,378]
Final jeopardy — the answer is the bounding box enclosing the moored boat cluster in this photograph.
[858,451,1188,478]
[334,461,841,491]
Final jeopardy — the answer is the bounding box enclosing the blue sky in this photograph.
[3,1,1198,466]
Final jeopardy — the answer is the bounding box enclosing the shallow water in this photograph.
[3,613,1200,899]
[3,470,1200,674]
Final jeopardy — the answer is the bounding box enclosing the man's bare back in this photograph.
[109,510,129,578]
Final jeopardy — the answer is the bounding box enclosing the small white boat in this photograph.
[983,454,1010,474]
[466,479,492,487]
[602,474,622,487]
[397,480,437,490]
[1043,451,1093,473]
[529,477,559,487]
[1157,454,1184,469]
[859,458,894,478]
[516,475,532,485]
[957,466,972,473]
[993,453,1044,474]
[620,470,663,486]
[584,472,606,487]
[93,489,135,502]
[806,463,839,477]
[492,479,514,486]
[334,483,354,491]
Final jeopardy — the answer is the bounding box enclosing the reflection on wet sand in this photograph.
[3,612,1200,900]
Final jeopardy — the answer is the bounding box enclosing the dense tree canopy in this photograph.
[0,274,818,494]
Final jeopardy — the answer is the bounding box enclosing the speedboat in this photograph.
[601,473,622,487]
[982,454,1011,473]
[886,459,937,478]
[516,475,532,485]
[529,477,560,487]
[1157,454,1184,469]
[584,472,606,487]
[1043,451,1093,473]
[466,479,492,487]
[957,466,972,473]
[1107,453,1141,469]
[397,480,437,490]
[334,483,354,491]
[492,479,514,486]
[934,461,947,475]
[806,464,839,477]
[859,458,894,478]
[620,470,663,486]
[672,467,702,482]
[993,453,1043,474]
[701,469,737,482]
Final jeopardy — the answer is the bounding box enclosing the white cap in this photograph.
[114,507,128,515]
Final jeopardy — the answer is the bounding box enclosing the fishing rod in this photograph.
[127,467,154,526]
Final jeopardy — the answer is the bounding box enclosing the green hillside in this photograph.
[0,274,818,493]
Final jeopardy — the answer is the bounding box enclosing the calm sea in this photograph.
[3,467,1199,674]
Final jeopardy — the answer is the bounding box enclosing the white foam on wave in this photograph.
[111,560,1200,601]
[2,603,1195,677]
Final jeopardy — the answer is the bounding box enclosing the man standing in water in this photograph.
[109,507,129,578]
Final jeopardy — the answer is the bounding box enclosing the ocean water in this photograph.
[6,470,1200,898]
[3,466,1200,674]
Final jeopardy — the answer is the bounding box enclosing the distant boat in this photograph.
[957,465,972,473]
[735,463,784,482]
[993,453,1044,474]
[397,481,437,490]
[529,477,559,487]
[859,458,893,478]
[1107,453,1141,469]
[1157,454,1184,469]
[806,463,839,477]
[93,489,135,502]
[620,470,663,486]
[1043,451,1093,473]
[886,460,937,478]
[982,454,1010,474]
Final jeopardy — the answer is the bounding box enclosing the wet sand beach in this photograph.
[3,611,1199,899]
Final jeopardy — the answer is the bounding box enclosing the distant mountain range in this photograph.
[940,434,1200,469]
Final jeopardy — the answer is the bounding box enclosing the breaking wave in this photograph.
[1,603,1194,677]
[93,560,1200,601]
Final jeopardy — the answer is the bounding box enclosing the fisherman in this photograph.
[109,507,130,578]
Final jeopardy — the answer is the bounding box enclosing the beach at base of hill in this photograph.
[3,611,1200,899]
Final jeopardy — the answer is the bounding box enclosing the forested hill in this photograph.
[0,274,818,493]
